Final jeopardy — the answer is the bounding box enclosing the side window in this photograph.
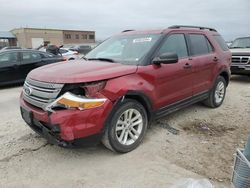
[0,52,18,66]
[189,34,213,56]
[207,40,214,53]
[158,34,188,58]
[213,35,229,51]
[41,52,55,58]
[22,52,41,62]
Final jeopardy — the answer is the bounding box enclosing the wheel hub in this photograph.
[115,109,143,146]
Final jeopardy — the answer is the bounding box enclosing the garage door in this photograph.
[31,38,44,49]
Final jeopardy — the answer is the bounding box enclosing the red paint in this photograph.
[28,60,137,83]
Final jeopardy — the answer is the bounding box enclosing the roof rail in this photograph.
[168,25,217,32]
[122,30,135,33]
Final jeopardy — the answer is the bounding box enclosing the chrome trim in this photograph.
[232,56,250,64]
[23,78,64,109]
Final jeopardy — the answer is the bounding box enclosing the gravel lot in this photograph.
[0,75,249,188]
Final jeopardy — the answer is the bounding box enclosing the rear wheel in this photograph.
[102,99,148,153]
[203,76,226,108]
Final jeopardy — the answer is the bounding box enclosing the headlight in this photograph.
[45,92,107,112]
[83,81,106,97]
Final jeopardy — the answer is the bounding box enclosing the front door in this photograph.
[149,33,193,108]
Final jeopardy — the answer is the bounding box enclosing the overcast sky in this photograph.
[0,0,249,41]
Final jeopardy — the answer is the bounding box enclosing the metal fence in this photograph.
[232,149,250,188]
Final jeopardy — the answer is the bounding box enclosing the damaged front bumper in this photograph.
[20,93,113,147]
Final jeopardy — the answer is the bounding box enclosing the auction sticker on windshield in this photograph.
[133,37,152,43]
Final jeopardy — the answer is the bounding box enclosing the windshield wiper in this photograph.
[87,57,115,63]
[81,56,88,60]
[230,47,244,49]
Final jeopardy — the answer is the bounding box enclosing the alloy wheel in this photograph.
[115,109,143,146]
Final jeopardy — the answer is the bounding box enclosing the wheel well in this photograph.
[124,94,152,122]
[220,72,229,86]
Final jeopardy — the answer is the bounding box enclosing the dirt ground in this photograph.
[0,75,249,188]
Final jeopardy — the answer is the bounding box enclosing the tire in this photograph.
[102,99,148,153]
[203,76,226,108]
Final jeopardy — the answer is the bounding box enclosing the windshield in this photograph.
[231,37,250,48]
[85,34,161,65]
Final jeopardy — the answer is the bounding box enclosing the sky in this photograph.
[0,0,249,41]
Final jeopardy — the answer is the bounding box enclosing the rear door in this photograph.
[19,51,43,79]
[0,51,21,84]
[186,33,217,95]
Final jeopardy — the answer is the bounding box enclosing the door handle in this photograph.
[183,63,192,69]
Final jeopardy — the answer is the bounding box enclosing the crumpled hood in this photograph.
[230,48,250,56]
[28,60,138,83]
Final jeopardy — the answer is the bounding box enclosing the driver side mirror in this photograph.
[153,52,178,65]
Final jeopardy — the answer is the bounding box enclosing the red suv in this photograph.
[20,25,231,153]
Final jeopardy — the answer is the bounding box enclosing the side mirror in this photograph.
[153,52,178,65]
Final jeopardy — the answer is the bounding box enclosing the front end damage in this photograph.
[20,78,114,147]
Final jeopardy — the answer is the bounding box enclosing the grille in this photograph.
[23,78,64,110]
[232,56,250,64]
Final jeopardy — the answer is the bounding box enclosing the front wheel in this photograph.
[203,76,226,108]
[102,99,148,153]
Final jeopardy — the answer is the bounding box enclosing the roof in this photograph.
[0,31,16,39]
[0,49,41,54]
[120,25,218,36]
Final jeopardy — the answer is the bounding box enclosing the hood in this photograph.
[230,48,250,56]
[28,60,138,83]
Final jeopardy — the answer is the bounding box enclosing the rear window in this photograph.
[189,34,213,56]
[214,35,229,51]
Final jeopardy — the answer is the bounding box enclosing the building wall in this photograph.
[11,28,95,48]
[11,28,27,47]
[12,28,63,48]
[62,30,95,44]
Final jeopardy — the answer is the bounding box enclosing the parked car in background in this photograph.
[230,37,250,76]
[59,48,80,60]
[65,44,97,55]
[37,45,81,60]
[20,25,231,153]
[226,41,232,47]
[0,49,65,86]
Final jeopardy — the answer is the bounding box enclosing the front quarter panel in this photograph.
[100,72,156,110]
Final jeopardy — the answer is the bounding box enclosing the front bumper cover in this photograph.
[20,92,113,147]
[231,64,250,75]
[20,106,103,147]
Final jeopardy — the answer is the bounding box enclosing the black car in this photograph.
[0,49,65,86]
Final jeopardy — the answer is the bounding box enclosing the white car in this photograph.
[59,48,81,60]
